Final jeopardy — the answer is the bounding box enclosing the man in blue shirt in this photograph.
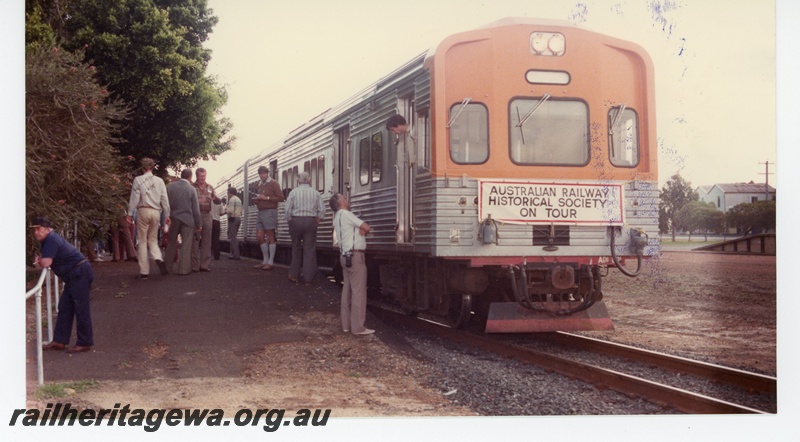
[31,217,94,353]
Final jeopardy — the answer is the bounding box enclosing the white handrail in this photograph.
[25,268,58,386]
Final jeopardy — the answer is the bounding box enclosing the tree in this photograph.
[699,206,726,240]
[727,200,776,235]
[28,0,234,174]
[26,44,131,260]
[659,173,698,241]
[674,201,724,241]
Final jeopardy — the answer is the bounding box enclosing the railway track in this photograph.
[370,305,776,414]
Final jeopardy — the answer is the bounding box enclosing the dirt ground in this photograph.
[599,251,776,375]
[25,249,776,415]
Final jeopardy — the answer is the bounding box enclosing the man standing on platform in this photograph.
[330,193,374,335]
[166,169,202,275]
[191,167,221,272]
[284,172,325,284]
[226,187,243,260]
[211,195,224,260]
[31,216,94,353]
[127,157,170,279]
[252,165,284,270]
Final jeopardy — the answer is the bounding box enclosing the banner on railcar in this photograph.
[478,180,624,225]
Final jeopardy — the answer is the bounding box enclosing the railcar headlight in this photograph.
[531,33,549,54]
[548,34,566,55]
[530,32,566,56]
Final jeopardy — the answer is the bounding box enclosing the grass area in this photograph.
[657,238,725,251]
[35,380,100,399]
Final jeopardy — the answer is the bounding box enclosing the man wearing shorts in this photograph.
[253,165,284,270]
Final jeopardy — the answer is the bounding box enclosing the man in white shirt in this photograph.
[226,187,243,260]
[330,193,373,335]
[127,157,170,279]
[210,197,225,260]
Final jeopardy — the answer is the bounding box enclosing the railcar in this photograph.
[216,18,660,332]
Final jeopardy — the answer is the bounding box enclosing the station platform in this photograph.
[26,255,344,384]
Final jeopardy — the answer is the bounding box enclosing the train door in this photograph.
[395,96,414,244]
[335,126,351,197]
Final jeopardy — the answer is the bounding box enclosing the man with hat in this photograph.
[30,217,94,353]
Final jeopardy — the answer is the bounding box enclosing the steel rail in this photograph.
[371,306,769,414]
[544,332,777,394]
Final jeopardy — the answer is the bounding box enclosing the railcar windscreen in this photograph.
[509,98,588,166]
[608,107,640,167]
[449,103,489,164]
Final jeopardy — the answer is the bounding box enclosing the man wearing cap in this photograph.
[31,217,94,353]
[127,157,170,279]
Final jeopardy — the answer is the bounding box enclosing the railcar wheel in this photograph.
[448,294,472,329]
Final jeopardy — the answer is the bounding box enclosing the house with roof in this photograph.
[697,182,776,212]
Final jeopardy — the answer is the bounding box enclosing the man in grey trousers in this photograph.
[165,169,202,275]
[226,187,243,260]
[284,172,325,284]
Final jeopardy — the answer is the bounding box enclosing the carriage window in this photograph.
[371,132,383,183]
[509,98,588,165]
[282,170,288,190]
[309,159,317,189]
[608,107,640,167]
[292,166,298,188]
[317,155,325,192]
[359,138,370,185]
[359,133,383,185]
[418,110,431,169]
[449,103,488,164]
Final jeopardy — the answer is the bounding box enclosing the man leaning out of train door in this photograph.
[252,165,285,270]
[331,193,374,335]
[386,114,416,165]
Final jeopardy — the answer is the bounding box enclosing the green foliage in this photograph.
[658,174,698,240]
[27,0,233,174]
[726,200,776,235]
[674,200,725,240]
[36,380,100,399]
[24,2,56,48]
[25,45,131,259]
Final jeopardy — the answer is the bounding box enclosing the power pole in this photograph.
[759,160,774,200]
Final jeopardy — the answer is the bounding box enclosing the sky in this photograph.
[194,0,777,190]
[3,1,799,440]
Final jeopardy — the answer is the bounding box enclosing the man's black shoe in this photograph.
[156,259,168,276]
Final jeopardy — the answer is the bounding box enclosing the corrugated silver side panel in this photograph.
[348,187,398,248]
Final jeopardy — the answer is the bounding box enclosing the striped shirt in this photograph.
[226,195,243,218]
[127,171,170,217]
[284,184,325,222]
